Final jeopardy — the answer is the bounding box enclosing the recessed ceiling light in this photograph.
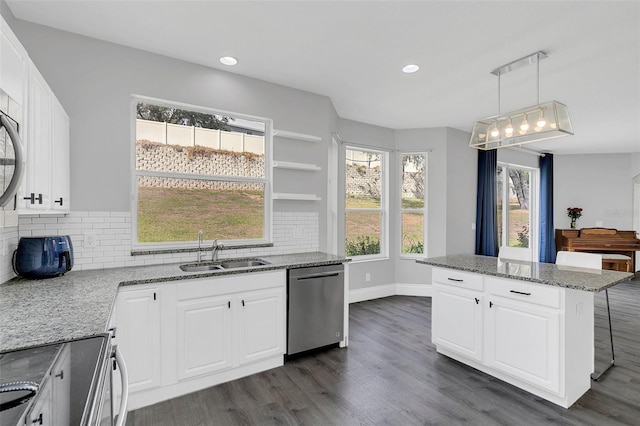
[402,64,420,74]
[220,56,238,66]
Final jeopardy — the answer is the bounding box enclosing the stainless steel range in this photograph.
[0,335,128,426]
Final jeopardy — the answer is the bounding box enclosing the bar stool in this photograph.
[556,251,615,380]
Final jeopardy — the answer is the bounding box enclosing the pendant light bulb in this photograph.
[536,109,546,128]
[490,122,499,138]
[520,115,529,132]
[505,119,514,136]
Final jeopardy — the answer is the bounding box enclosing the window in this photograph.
[400,153,427,256]
[345,147,387,258]
[133,97,271,246]
[497,163,537,255]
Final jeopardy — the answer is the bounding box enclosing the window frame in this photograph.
[131,95,272,249]
[497,161,539,261]
[399,152,428,259]
[344,145,389,262]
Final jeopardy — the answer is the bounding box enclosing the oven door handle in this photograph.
[112,345,129,426]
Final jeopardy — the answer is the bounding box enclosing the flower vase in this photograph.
[570,218,576,229]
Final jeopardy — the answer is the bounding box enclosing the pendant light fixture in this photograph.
[469,51,573,150]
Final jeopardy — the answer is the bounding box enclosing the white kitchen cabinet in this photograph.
[124,270,287,411]
[431,267,594,408]
[50,344,71,425]
[0,16,28,106]
[176,295,234,380]
[18,59,70,214]
[50,97,70,210]
[115,285,161,393]
[432,284,483,362]
[237,287,285,365]
[176,272,285,380]
[485,294,560,393]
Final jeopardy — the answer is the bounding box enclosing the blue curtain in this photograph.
[475,149,498,256]
[539,153,556,263]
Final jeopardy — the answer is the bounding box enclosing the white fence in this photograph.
[136,119,264,155]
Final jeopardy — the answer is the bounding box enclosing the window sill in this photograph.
[131,242,274,256]
[347,255,390,264]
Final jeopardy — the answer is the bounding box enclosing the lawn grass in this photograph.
[138,187,264,242]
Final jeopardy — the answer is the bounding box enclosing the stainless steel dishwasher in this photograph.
[287,263,345,355]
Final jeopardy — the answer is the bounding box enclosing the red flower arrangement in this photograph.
[567,207,583,229]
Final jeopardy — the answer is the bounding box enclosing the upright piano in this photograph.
[555,228,640,272]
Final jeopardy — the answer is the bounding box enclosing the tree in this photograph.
[136,103,232,131]
[508,169,529,210]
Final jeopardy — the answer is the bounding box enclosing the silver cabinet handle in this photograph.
[113,345,129,426]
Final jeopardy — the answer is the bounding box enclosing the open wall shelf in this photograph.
[272,161,321,171]
[272,129,321,143]
[272,193,321,201]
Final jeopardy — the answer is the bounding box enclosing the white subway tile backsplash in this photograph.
[7,210,319,276]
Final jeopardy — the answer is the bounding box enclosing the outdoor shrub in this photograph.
[346,235,380,256]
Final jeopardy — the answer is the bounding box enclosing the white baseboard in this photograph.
[349,283,431,303]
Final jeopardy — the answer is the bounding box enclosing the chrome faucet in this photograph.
[212,239,224,261]
[197,230,203,262]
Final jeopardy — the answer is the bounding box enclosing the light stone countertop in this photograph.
[0,252,348,353]
[417,254,634,292]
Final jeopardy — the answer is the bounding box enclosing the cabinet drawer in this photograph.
[486,277,561,309]
[432,268,483,291]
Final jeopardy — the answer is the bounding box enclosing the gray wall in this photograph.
[337,118,396,291]
[554,154,633,230]
[12,19,337,251]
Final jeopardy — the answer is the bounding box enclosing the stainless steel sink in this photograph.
[180,258,270,272]
[180,263,225,272]
[220,259,270,269]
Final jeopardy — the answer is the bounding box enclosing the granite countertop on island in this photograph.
[417,254,634,292]
[0,252,348,353]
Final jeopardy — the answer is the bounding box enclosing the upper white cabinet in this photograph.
[0,16,70,215]
[18,60,70,214]
[0,17,28,106]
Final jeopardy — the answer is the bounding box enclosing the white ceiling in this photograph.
[6,0,640,155]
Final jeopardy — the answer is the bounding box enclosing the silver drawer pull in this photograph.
[447,278,464,282]
[510,290,531,296]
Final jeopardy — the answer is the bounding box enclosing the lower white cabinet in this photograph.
[431,267,594,408]
[115,285,161,393]
[432,284,483,362]
[485,295,560,393]
[177,295,234,380]
[116,270,286,410]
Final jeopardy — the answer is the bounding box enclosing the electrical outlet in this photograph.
[365,273,371,282]
[84,232,97,248]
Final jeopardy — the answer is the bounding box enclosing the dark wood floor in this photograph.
[127,280,640,425]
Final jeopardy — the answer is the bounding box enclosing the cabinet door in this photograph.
[22,62,52,211]
[0,18,28,105]
[432,284,483,362]
[116,287,161,393]
[26,375,53,425]
[176,295,234,380]
[50,97,70,211]
[50,344,71,425]
[237,287,285,365]
[486,296,560,393]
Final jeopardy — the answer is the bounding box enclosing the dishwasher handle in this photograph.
[293,271,342,281]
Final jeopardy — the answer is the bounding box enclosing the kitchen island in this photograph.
[417,254,634,408]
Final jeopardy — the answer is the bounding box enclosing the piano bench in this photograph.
[600,254,632,272]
